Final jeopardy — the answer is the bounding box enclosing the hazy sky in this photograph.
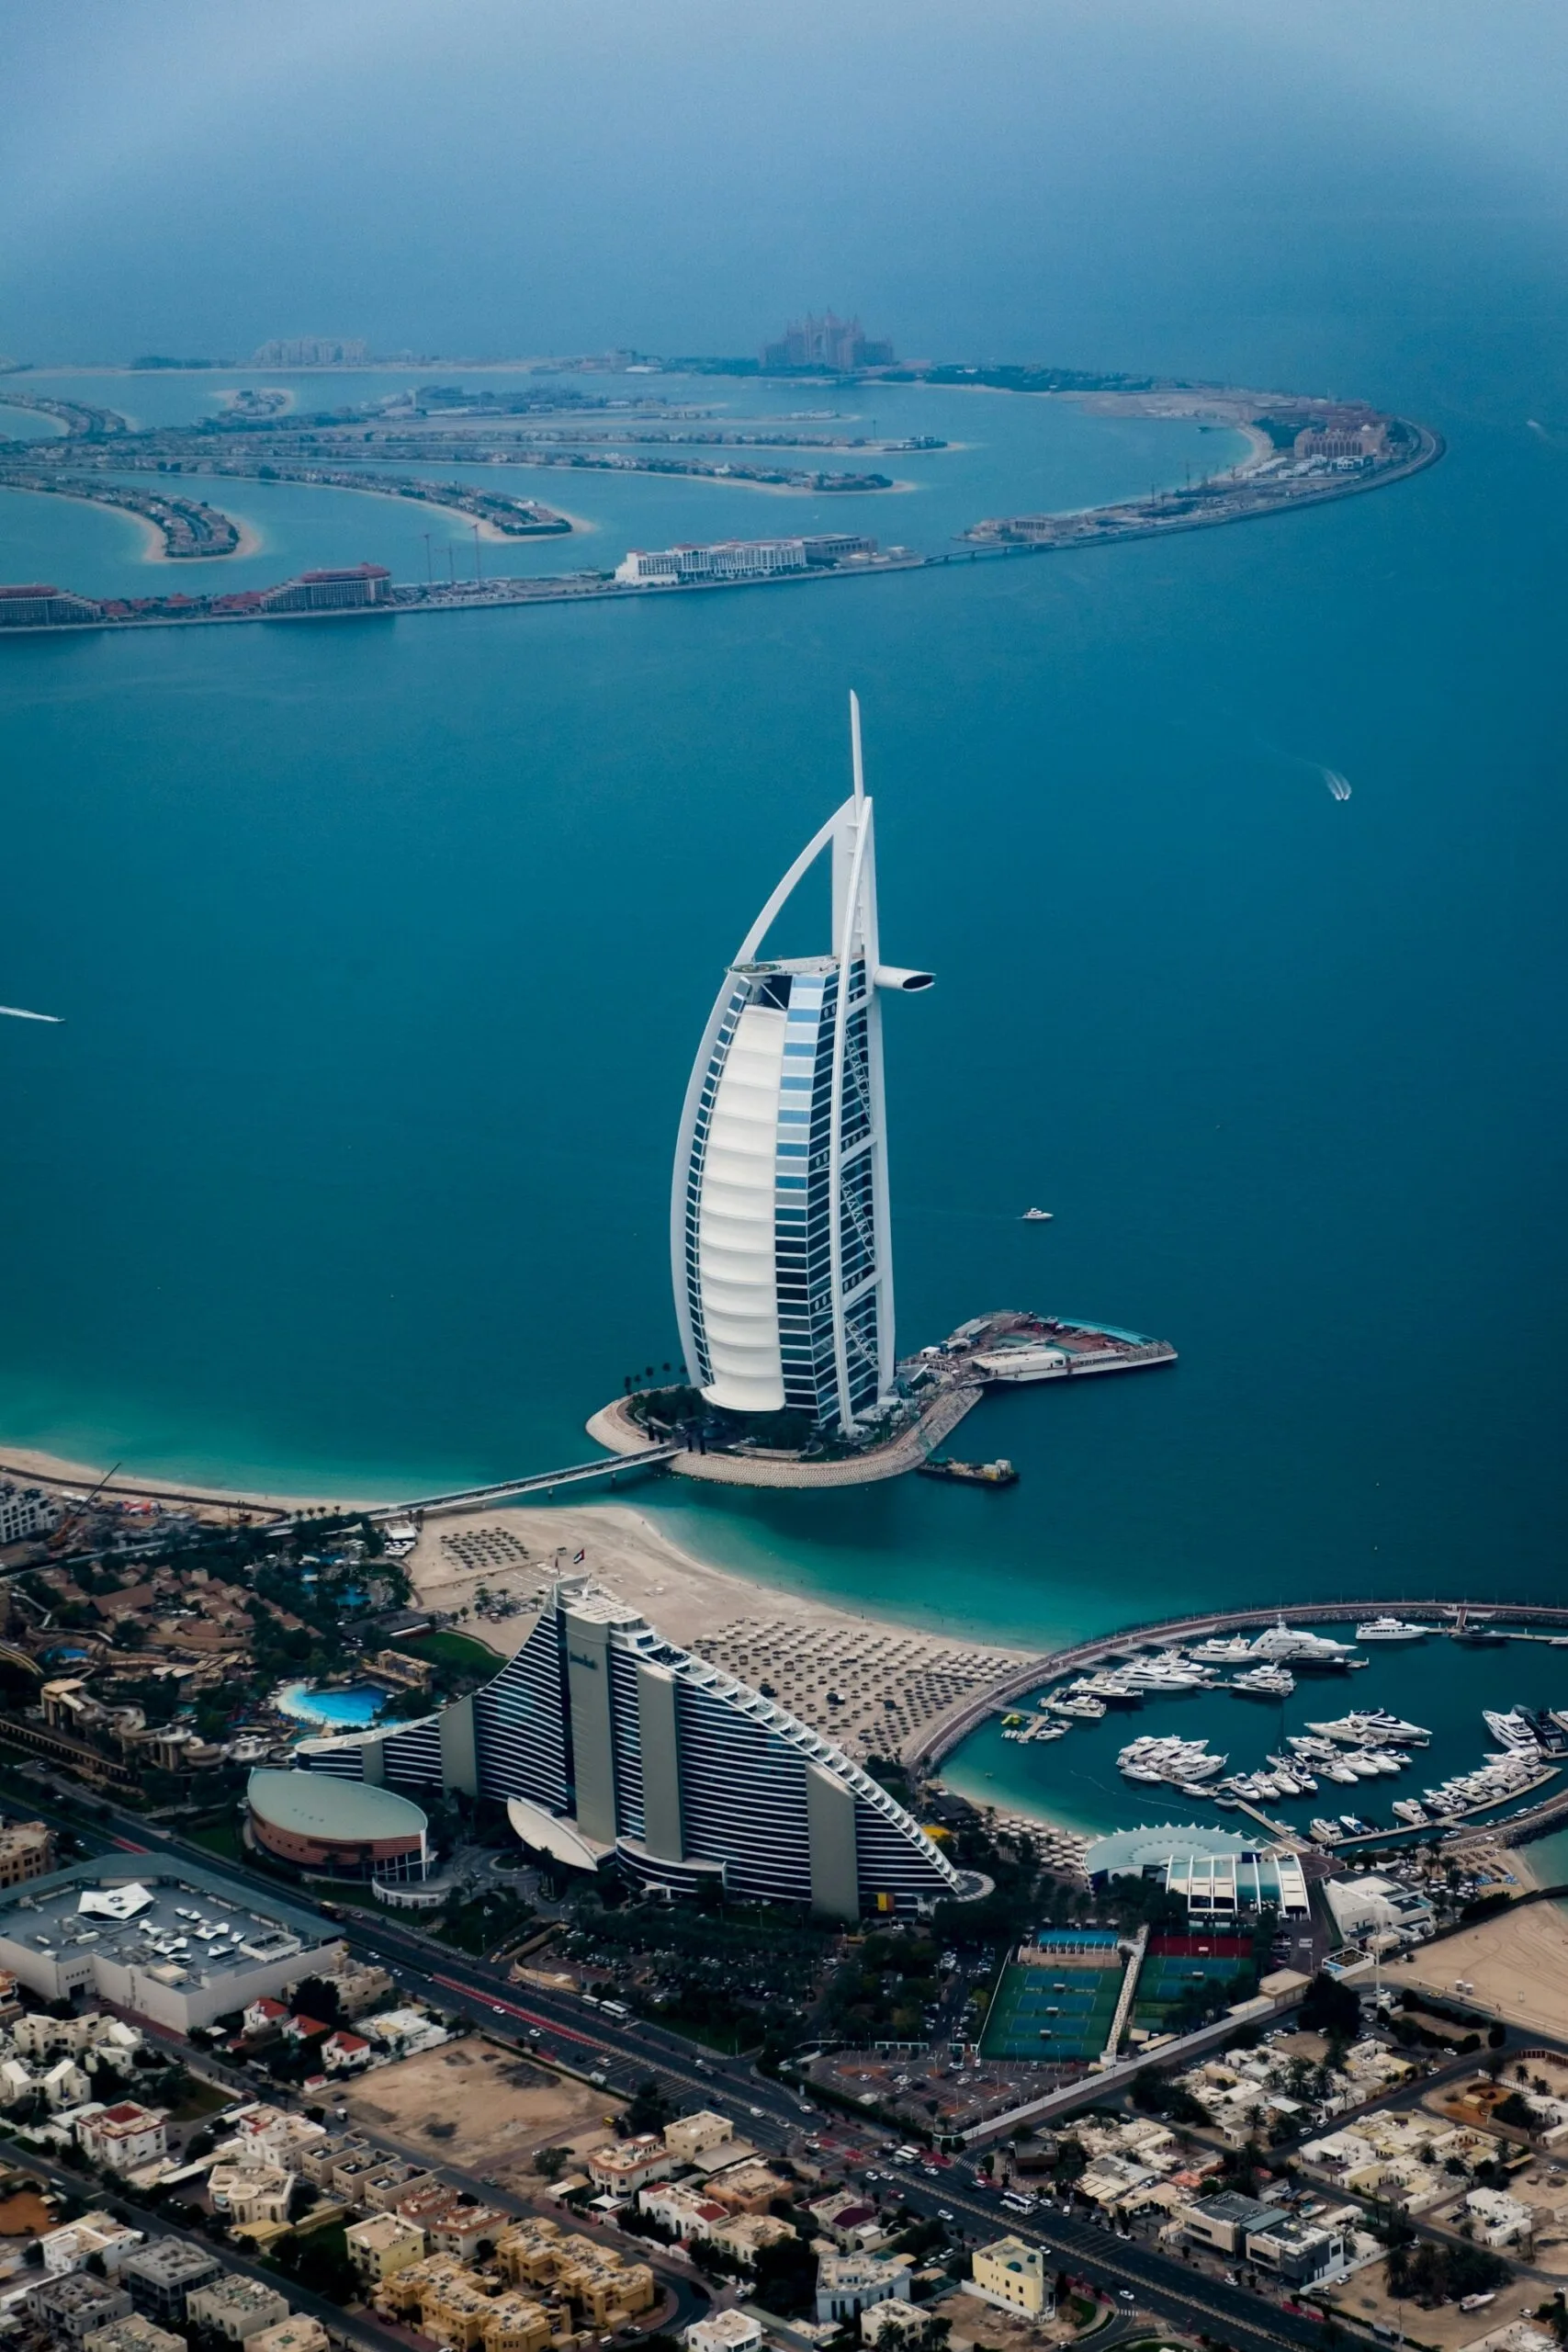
[3,2,1567,369]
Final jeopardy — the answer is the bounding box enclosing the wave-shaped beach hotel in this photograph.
[299,1574,969,1917]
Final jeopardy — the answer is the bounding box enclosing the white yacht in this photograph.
[1392,1797,1429,1826]
[1354,1614,1430,1643]
[1046,1691,1107,1722]
[1190,1634,1258,1666]
[1483,1708,1540,1753]
[1116,1734,1227,1785]
[1306,1709,1430,1747]
[1119,1651,1214,1691]
[1247,1618,1360,1667]
[1309,1817,1343,1843]
[1232,1664,1296,1699]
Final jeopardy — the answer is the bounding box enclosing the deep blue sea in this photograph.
[4,277,1567,1718]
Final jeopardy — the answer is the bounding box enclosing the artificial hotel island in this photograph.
[3,702,1568,2352]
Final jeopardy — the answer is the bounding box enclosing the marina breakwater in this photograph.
[906,1598,1568,1776]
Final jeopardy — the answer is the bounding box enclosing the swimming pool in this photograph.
[275,1680,386,1731]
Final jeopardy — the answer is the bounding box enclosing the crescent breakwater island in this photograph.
[0,357,1440,631]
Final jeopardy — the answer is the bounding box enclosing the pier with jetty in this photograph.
[587,1307,1176,1491]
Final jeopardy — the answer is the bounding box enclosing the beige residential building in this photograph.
[970,2237,1054,2320]
[862,2307,936,2349]
[246,2324,332,2352]
[81,2320,186,2352]
[637,2183,728,2240]
[207,2159,296,2226]
[705,2159,790,2214]
[344,2210,427,2285]
[480,2291,556,2352]
[710,2213,796,2267]
[587,2132,677,2194]
[555,2245,657,2325]
[685,2315,764,2352]
[396,2179,510,2258]
[376,2255,561,2352]
[186,2273,292,2341]
[0,1819,53,1887]
[491,2217,655,2324]
[664,2109,738,2162]
[76,2102,168,2176]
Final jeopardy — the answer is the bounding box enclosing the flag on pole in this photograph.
[573,1548,585,1565]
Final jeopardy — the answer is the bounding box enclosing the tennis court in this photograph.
[981,1931,1126,2062]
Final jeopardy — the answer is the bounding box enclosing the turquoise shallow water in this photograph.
[2,303,1567,1670]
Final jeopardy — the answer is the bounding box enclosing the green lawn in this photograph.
[169,2075,232,2122]
[187,1818,244,1862]
[392,1627,506,1672]
[303,1877,386,1914]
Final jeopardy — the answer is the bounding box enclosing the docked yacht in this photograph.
[1116,1734,1228,1785]
[1354,1615,1431,1643]
[1247,1618,1361,1668]
[1306,1709,1430,1747]
[1190,1634,1258,1666]
[1483,1708,1540,1753]
[1392,1798,1430,1826]
[1119,1655,1211,1692]
[1046,1690,1107,1721]
[1232,1664,1296,1699]
[1079,1670,1145,1707]
[1309,1817,1343,1843]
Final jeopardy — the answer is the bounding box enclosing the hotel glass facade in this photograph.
[671,699,931,1433]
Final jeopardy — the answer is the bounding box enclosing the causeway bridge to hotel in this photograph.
[367,1442,682,1521]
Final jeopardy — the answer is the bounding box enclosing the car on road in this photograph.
[1118,2290,1136,2302]
[937,2210,953,2222]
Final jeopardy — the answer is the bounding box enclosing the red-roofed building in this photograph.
[243,1996,289,2037]
[322,2030,372,2074]
[76,2100,167,2174]
[281,2014,331,2044]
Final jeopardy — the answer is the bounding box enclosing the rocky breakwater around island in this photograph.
[585,1375,986,1490]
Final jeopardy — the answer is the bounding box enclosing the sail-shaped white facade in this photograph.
[671,696,932,1433]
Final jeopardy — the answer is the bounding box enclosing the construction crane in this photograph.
[46,1463,124,1556]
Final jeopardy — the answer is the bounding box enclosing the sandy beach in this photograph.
[142,512,264,563]
[405,1495,1027,1657]
[0,1441,385,1518]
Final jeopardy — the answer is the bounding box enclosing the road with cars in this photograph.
[0,1770,1454,2352]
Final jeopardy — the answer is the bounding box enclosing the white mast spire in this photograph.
[850,688,865,807]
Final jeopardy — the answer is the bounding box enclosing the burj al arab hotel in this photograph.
[671,696,932,1436]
